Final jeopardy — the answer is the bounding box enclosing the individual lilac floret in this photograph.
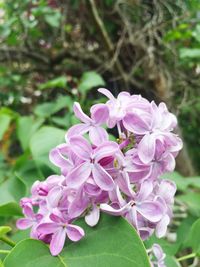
[17,88,182,257]
[149,244,166,267]
[37,213,84,256]
[66,102,109,145]
[66,135,119,191]
[16,204,43,239]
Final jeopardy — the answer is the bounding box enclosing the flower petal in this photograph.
[137,180,153,202]
[49,147,69,168]
[69,136,91,160]
[67,162,92,188]
[16,218,33,230]
[94,141,119,162]
[73,102,92,124]
[98,88,115,101]
[37,223,60,235]
[67,123,90,138]
[156,180,176,205]
[85,205,100,227]
[92,163,114,191]
[50,228,66,256]
[116,172,135,198]
[155,215,170,238]
[138,134,156,164]
[66,224,85,242]
[123,113,149,134]
[90,103,109,125]
[152,244,166,261]
[136,201,164,223]
[100,203,129,216]
[68,189,89,218]
[47,186,63,208]
[89,126,108,146]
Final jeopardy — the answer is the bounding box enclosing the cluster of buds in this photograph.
[17,89,182,265]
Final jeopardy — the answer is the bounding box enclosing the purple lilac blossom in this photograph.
[17,89,182,257]
[148,244,166,267]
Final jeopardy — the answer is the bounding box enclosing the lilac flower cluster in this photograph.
[17,89,182,260]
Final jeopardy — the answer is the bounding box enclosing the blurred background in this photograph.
[0,0,200,191]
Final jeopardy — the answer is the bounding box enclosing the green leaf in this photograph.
[0,176,26,217]
[16,116,44,150]
[4,215,151,267]
[3,239,64,267]
[177,193,200,216]
[0,203,22,217]
[185,218,200,253]
[44,11,61,28]
[34,103,56,117]
[34,96,72,118]
[162,172,200,191]
[14,155,45,190]
[0,114,11,141]
[78,71,105,95]
[177,215,197,245]
[192,24,200,42]
[39,77,67,90]
[0,227,11,237]
[30,126,65,172]
[180,48,200,59]
[165,256,181,267]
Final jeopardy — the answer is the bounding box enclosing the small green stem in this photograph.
[177,253,196,262]
[0,236,16,247]
[0,250,10,254]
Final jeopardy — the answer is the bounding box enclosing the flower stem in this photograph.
[0,236,16,247]
[0,249,10,254]
[177,253,196,262]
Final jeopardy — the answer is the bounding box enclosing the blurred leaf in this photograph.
[162,172,200,191]
[38,76,67,90]
[17,116,44,150]
[177,215,197,245]
[0,114,12,141]
[51,114,71,128]
[15,157,44,190]
[0,175,26,217]
[44,11,61,28]
[78,71,105,95]
[177,193,200,216]
[192,24,200,42]
[30,126,65,172]
[34,103,55,117]
[185,218,200,253]
[165,256,181,267]
[34,96,72,118]
[180,48,200,59]
[0,226,11,237]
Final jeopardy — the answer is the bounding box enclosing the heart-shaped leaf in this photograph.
[4,214,151,267]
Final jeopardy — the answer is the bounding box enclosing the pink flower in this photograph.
[17,89,182,256]
[101,181,165,230]
[66,135,119,191]
[16,205,42,238]
[37,213,84,256]
[149,244,166,267]
[66,102,109,145]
